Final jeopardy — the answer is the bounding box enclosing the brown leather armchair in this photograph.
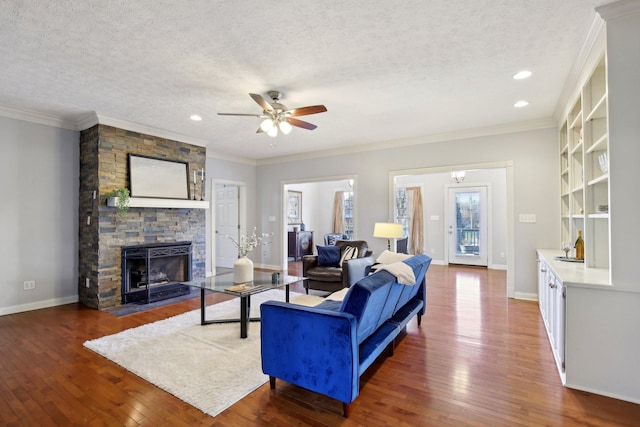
[302,240,375,294]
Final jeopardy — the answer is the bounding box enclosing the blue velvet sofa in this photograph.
[260,254,432,417]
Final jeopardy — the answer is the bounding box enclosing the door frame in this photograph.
[211,179,247,275]
[444,183,491,267]
[389,161,515,298]
[281,175,358,271]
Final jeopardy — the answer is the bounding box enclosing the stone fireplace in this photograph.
[78,124,207,310]
[121,241,192,304]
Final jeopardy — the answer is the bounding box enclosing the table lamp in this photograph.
[373,222,404,251]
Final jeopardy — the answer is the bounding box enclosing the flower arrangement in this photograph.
[227,227,273,257]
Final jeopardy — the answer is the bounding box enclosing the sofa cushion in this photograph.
[340,254,432,344]
[317,245,340,267]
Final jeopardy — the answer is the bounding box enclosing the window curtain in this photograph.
[332,191,346,233]
[407,187,424,254]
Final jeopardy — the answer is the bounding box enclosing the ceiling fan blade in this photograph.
[256,126,264,134]
[250,93,274,113]
[217,113,262,117]
[288,117,318,130]
[287,105,327,117]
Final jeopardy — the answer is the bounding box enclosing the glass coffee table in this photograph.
[181,271,305,338]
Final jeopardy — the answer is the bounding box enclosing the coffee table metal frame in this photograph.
[181,271,304,338]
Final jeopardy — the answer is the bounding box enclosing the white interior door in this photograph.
[447,186,488,266]
[215,184,239,268]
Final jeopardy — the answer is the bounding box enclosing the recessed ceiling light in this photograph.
[190,115,202,121]
[513,70,532,80]
[514,100,529,108]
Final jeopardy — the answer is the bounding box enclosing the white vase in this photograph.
[233,256,254,284]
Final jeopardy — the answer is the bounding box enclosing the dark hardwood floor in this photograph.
[1,263,639,426]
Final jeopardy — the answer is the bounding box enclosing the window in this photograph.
[395,187,409,236]
[343,191,354,239]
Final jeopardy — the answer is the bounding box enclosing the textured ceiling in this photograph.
[0,0,608,160]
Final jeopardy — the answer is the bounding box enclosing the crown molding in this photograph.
[257,117,556,166]
[89,113,210,148]
[596,0,640,21]
[0,103,79,131]
[204,150,257,166]
[553,14,606,123]
[0,105,215,152]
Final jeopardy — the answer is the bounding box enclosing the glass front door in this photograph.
[448,186,488,266]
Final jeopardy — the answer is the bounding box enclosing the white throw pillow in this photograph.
[339,246,358,267]
[376,250,412,265]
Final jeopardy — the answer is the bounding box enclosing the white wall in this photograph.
[205,156,257,276]
[256,127,559,297]
[396,168,508,267]
[0,116,79,315]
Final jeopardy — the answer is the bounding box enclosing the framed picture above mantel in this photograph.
[287,190,302,224]
[129,154,190,199]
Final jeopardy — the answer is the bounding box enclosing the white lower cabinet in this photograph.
[537,253,566,382]
[536,250,640,403]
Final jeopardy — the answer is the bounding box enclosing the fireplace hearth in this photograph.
[121,241,192,304]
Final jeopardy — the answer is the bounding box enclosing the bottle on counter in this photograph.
[574,230,584,261]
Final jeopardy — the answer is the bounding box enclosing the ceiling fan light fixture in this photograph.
[278,120,292,135]
[267,125,278,137]
[260,118,274,132]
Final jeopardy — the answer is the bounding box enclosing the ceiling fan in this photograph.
[218,91,327,138]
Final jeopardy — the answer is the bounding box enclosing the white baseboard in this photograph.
[255,263,282,271]
[0,295,79,317]
[431,259,506,271]
[564,382,640,406]
[514,292,538,301]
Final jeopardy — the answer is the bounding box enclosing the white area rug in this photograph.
[84,289,295,418]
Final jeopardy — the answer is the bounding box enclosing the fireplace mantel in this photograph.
[107,197,209,209]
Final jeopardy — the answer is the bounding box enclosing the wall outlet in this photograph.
[268,215,276,222]
[23,280,36,290]
[85,278,90,288]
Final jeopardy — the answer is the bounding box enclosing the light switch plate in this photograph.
[519,214,536,223]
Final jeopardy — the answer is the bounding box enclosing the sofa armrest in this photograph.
[342,252,375,288]
[302,255,318,276]
[260,301,359,404]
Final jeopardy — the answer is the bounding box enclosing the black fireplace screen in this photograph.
[121,241,192,304]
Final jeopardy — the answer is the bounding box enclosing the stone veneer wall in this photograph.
[78,124,206,309]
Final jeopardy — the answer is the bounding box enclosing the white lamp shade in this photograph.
[373,222,404,239]
[260,119,274,132]
[278,120,292,135]
[267,125,278,137]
